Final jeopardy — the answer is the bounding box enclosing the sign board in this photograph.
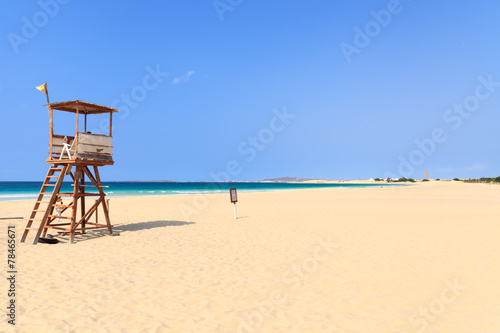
[230,188,237,203]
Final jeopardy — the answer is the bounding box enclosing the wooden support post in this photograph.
[75,105,79,156]
[109,111,113,137]
[101,196,112,234]
[81,170,86,234]
[69,166,80,244]
[42,218,49,238]
[93,166,112,234]
[95,199,99,227]
[49,106,53,160]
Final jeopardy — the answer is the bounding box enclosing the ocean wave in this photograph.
[0,193,38,201]
[171,190,227,194]
[0,193,36,198]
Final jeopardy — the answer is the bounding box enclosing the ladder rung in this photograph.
[33,210,46,213]
[28,219,42,222]
[53,204,71,208]
[25,228,39,231]
[45,184,57,187]
[49,224,73,229]
[51,226,73,231]
[48,215,72,220]
[51,168,63,171]
[48,175,59,178]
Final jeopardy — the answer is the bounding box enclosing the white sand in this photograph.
[1,181,499,332]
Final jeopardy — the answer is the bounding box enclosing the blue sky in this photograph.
[1,0,499,181]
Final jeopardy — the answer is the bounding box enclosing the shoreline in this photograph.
[0,181,403,203]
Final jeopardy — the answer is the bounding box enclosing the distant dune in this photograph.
[261,177,313,182]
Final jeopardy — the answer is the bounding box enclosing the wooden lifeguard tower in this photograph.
[21,100,117,244]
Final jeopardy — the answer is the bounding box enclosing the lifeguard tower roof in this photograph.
[46,100,118,114]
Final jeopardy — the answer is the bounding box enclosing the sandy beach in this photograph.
[1,181,500,332]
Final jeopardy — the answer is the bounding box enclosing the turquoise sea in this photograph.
[0,181,395,202]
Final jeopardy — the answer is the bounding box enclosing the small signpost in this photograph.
[230,188,237,219]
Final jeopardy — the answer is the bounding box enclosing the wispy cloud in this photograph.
[466,163,487,171]
[172,71,195,84]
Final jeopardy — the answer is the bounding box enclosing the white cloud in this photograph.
[466,163,487,171]
[172,71,196,84]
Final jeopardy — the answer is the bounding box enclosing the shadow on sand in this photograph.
[49,220,195,244]
[113,220,195,232]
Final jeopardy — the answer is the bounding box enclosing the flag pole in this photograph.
[44,81,50,105]
[36,81,53,159]
[42,81,52,151]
